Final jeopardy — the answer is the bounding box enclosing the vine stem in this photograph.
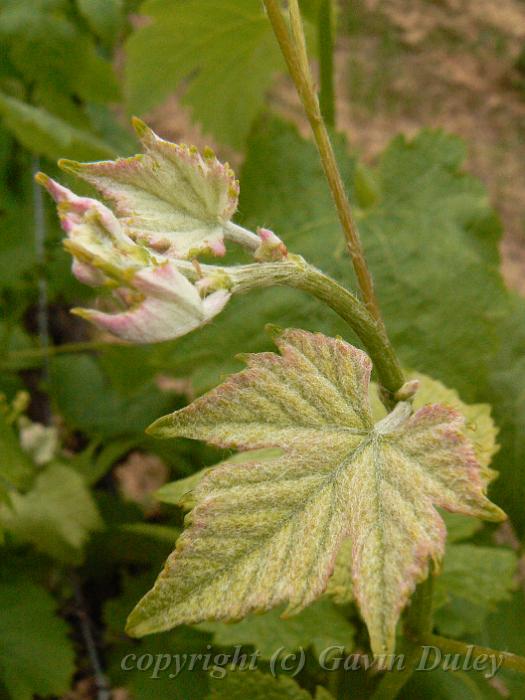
[263,0,383,324]
[423,635,525,675]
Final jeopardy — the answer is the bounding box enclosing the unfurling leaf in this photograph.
[36,172,231,343]
[127,329,504,657]
[59,118,241,260]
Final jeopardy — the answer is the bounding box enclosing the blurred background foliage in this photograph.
[1,1,525,698]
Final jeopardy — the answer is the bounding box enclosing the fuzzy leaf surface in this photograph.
[127,329,503,656]
[61,119,239,259]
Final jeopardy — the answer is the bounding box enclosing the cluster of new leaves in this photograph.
[126,328,504,657]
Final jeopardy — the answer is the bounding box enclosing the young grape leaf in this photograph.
[59,119,240,260]
[156,448,282,510]
[370,372,500,479]
[125,0,285,148]
[127,329,504,657]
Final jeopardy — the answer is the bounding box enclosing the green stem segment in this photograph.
[424,634,525,675]
[263,0,383,324]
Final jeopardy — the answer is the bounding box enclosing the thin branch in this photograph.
[263,0,383,324]
[2,341,112,370]
[72,577,111,700]
[424,634,525,676]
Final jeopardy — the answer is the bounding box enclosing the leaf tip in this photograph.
[265,323,284,340]
[58,158,82,174]
[146,414,173,438]
[34,171,49,187]
[131,116,150,139]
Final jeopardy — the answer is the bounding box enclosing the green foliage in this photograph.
[239,119,509,403]
[208,668,323,700]
[0,410,34,496]
[0,93,116,161]
[199,597,355,659]
[0,570,75,700]
[434,544,518,638]
[76,0,124,46]
[125,0,285,148]
[104,572,212,700]
[489,297,525,535]
[0,0,119,102]
[49,354,175,439]
[0,462,102,562]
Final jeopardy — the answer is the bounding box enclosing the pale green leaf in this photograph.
[434,544,518,637]
[0,93,116,160]
[371,371,500,478]
[156,448,282,510]
[199,597,354,659]
[0,574,75,700]
[208,669,312,700]
[127,329,503,657]
[0,463,102,562]
[125,0,284,147]
[323,511,485,608]
[60,119,240,260]
[325,537,353,605]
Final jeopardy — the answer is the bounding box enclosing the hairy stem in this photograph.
[223,256,404,398]
[318,0,336,127]
[263,0,382,323]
